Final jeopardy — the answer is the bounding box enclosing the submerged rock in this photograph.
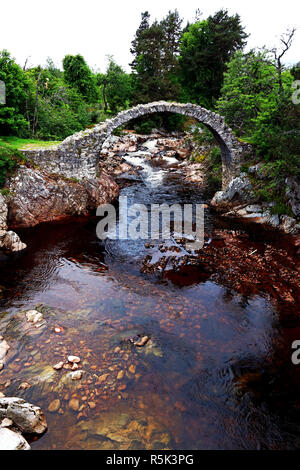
[74,407,172,450]
[48,399,60,413]
[25,309,44,324]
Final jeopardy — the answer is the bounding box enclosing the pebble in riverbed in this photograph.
[68,355,80,364]
[48,399,60,413]
[69,370,83,381]
[53,361,64,370]
[18,382,31,390]
[25,310,44,324]
[0,338,10,365]
[53,355,80,371]
[69,398,80,411]
[134,336,150,347]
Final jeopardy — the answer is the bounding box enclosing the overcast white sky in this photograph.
[1,0,299,72]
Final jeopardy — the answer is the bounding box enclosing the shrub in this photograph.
[0,145,26,187]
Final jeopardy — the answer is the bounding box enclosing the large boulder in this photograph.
[0,397,47,435]
[0,193,27,252]
[0,230,26,252]
[211,173,255,211]
[0,428,30,450]
[8,166,119,228]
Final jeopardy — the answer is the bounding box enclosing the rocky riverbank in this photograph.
[1,130,299,255]
[211,173,300,236]
[0,397,47,450]
[0,194,27,252]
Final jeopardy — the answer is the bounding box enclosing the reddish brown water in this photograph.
[0,155,300,450]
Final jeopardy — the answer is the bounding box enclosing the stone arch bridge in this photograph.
[23,101,244,189]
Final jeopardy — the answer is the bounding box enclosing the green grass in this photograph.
[0,136,61,150]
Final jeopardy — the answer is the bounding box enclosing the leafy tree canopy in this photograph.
[63,54,99,103]
[179,9,248,108]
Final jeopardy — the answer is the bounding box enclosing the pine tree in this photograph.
[130,11,183,105]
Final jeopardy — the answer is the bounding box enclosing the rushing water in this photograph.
[0,141,300,450]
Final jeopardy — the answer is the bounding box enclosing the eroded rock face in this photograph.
[211,173,255,210]
[0,397,47,435]
[0,194,8,230]
[8,166,119,228]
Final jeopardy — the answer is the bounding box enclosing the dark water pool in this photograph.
[0,152,300,450]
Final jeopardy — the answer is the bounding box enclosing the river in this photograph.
[0,139,300,449]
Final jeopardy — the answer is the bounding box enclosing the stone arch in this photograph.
[23,102,244,190]
[92,101,242,189]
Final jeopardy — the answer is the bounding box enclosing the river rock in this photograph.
[8,166,119,229]
[211,173,256,210]
[0,339,10,363]
[69,398,80,411]
[0,397,47,434]
[0,194,8,230]
[134,336,150,347]
[68,355,80,364]
[53,361,64,370]
[286,177,300,218]
[48,399,60,413]
[0,427,31,450]
[26,309,43,324]
[0,229,26,252]
[69,370,83,380]
[1,417,13,427]
[280,215,300,234]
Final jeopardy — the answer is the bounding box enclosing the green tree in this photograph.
[291,62,300,80]
[104,56,132,113]
[179,9,248,107]
[216,49,299,192]
[63,54,99,103]
[25,65,93,140]
[130,10,182,104]
[0,50,30,136]
[216,50,293,136]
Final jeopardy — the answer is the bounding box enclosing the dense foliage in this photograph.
[0,8,299,211]
[0,50,29,136]
[179,10,248,107]
[0,8,250,140]
[0,144,26,188]
[216,49,300,205]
